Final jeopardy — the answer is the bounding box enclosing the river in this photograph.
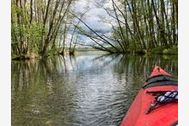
[11,52,178,126]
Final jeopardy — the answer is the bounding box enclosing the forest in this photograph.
[11,0,178,60]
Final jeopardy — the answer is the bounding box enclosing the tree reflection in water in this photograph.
[12,53,177,126]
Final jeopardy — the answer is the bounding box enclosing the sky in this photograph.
[69,0,115,45]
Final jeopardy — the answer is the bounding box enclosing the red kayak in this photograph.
[120,66,178,126]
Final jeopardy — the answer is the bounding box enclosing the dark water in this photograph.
[11,52,178,126]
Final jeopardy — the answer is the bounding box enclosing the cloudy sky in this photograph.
[69,0,115,45]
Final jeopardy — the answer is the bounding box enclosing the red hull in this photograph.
[120,66,178,126]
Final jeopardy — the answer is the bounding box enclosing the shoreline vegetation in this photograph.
[11,0,177,60]
[12,46,177,60]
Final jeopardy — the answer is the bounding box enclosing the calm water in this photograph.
[12,52,178,126]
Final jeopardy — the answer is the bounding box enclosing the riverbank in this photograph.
[124,46,178,55]
[150,46,178,55]
[11,46,178,60]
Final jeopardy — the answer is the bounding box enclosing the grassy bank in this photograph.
[150,46,178,55]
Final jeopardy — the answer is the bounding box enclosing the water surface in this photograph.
[12,53,178,126]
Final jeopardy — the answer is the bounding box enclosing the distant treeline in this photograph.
[11,0,178,60]
[76,0,178,54]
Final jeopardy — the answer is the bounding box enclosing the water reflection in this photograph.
[12,53,177,126]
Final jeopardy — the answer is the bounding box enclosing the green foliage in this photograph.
[28,23,44,53]
[11,0,75,59]
[151,47,178,55]
[162,47,178,55]
[151,47,167,54]
[105,0,178,54]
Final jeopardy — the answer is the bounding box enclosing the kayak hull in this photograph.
[120,66,178,126]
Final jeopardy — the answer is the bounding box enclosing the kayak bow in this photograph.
[120,66,178,126]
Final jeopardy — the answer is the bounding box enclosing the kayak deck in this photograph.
[120,66,178,126]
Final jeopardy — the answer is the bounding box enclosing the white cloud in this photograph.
[71,0,115,44]
[72,1,87,12]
